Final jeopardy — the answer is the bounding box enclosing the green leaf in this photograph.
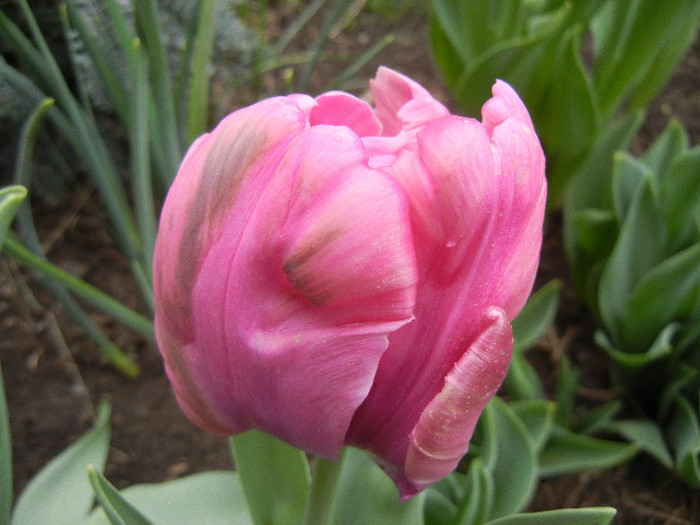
[554,356,578,427]
[229,430,310,525]
[12,402,112,525]
[643,119,689,175]
[185,0,216,143]
[668,396,700,486]
[621,243,700,351]
[0,185,27,249]
[659,148,700,250]
[598,174,667,344]
[87,466,152,525]
[607,419,673,469]
[512,280,561,354]
[87,471,252,525]
[574,401,623,436]
[595,324,676,369]
[480,399,538,520]
[504,353,544,401]
[539,425,639,477]
[331,447,425,525]
[611,152,650,223]
[452,459,493,525]
[485,507,616,525]
[423,487,457,525]
[0,351,13,525]
[509,400,556,455]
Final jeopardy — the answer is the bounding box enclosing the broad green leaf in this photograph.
[668,396,700,486]
[598,175,668,343]
[423,487,457,525]
[512,280,561,354]
[509,400,555,454]
[87,471,251,525]
[12,402,111,525]
[643,119,689,175]
[454,459,493,525]
[659,148,700,250]
[481,399,538,520]
[0,186,27,249]
[485,506,616,525]
[539,425,639,477]
[595,325,676,369]
[229,430,310,525]
[331,447,425,525]
[607,419,673,469]
[621,243,700,351]
[611,152,650,223]
[504,353,544,401]
[87,467,152,525]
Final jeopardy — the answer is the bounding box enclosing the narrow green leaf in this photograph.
[485,507,616,525]
[512,279,561,354]
[611,152,650,223]
[229,430,310,525]
[643,119,689,175]
[87,471,251,525]
[0,351,14,525]
[539,425,639,477]
[659,149,700,249]
[504,353,544,401]
[186,0,216,143]
[329,33,395,91]
[554,356,578,426]
[575,401,623,436]
[331,447,425,525]
[12,402,112,525]
[0,185,27,249]
[87,466,153,525]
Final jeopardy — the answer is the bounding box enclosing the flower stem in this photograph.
[303,449,346,525]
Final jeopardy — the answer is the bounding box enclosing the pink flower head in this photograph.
[153,67,546,499]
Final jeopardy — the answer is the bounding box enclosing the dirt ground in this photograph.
[1,4,699,524]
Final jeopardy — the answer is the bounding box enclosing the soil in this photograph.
[1,4,699,524]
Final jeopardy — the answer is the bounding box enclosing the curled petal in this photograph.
[481,79,535,134]
[311,91,383,137]
[404,307,512,495]
[370,66,449,136]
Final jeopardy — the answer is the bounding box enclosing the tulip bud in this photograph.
[154,67,546,499]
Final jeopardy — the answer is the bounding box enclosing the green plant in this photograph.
[428,0,700,205]
[566,120,700,486]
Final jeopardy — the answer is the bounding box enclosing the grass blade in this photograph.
[186,0,217,143]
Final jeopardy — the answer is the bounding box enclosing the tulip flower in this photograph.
[153,67,546,499]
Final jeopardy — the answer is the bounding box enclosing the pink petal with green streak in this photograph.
[173,124,418,457]
[404,307,512,495]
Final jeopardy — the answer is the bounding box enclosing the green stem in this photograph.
[303,450,346,525]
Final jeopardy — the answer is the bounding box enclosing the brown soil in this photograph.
[1,5,699,524]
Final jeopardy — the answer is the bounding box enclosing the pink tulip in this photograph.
[153,67,546,499]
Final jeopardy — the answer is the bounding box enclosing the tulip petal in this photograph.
[481,79,535,134]
[183,124,418,457]
[311,91,383,137]
[404,307,512,495]
[370,66,449,136]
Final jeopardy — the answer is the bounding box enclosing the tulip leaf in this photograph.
[229,430,310,525]
[607,419,673,469]
[620,243,700,352]
[454,458,493,525]
[484,507,616,525]
[595,323,677,369]
[480,398,538,519]
[659,149,700,249]
[87,471,251,525]
[423,487,457,525]
[0,185,26,250]
[611,152,651,223]
[643,119,689,176]
[539,425,639,477]
[87,466,152,525]
[598,174,668,343]
[509,400,556,454]
[331,447,425,525]
[574,401,623,436]
[12,402,111,525]
[504,353,544,401]
[512,280,561,355]
[668,396,700,487]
